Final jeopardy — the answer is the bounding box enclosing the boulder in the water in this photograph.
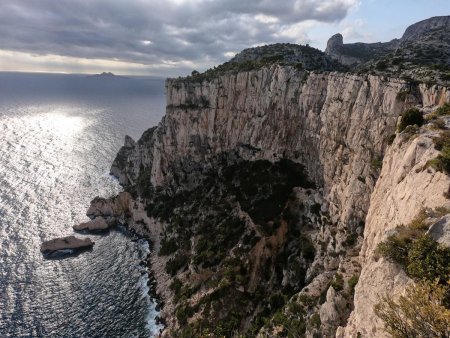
[40,236,94,258]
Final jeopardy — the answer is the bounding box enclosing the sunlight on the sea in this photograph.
[26,110,86,140]
[40,112,85,138]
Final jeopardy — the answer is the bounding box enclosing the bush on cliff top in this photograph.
[375,209,450,337]
[376,210,450,283]
[428,130,450,174]
[398,108,424,132]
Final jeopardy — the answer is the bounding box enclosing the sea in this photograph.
[0,72,166,337]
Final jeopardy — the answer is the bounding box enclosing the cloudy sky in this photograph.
[0,0,449,77]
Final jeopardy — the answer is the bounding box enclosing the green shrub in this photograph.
[377,231,415,267]
[387,134,396,145]
[300,235,315,260]
[371,156,383,170]
[310,313,321,329]
[294,62,304,70]
[435,103,450,116]
[433,131,450,151]
[376,60,388,70]
[344,233,358,247]
[165,253,189,276]
[396,90,410,101]
[348,275,359,293]
[398,108,424,132]
[331,273,344,292]
[136,166,153,198]
[376,211,450,284]
[269,293,286,310]
[430,131,450,174]
[375,280,450,338]
[170,278,182,294]
[159,237,178,256]
[432,119,446,130]
[175,303,194,324]
[310,203,321,216]
[270,300,307,337]
[260,54,284,63]
[407,234,450,283]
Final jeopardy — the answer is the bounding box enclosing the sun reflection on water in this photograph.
[29,110,86,139]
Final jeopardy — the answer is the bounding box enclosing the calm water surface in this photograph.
[0,72,166,337]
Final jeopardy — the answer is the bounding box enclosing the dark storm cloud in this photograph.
[0,0,357,70]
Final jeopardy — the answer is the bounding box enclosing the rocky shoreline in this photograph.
[41,192,133,256]
[41,189,167,333]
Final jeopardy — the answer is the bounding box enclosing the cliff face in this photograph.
[339,120,450,337]
[112,62,450,336]
[132,67,447,229]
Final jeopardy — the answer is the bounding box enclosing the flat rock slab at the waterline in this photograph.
[73,216,110,232]
[40,236,94,258]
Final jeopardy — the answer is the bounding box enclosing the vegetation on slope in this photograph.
[170,43,347,84]
[375,280,450,338]
[140,150,320,337]
[397,108,424,133]
[375,209,450,336]
[429,129,450,174]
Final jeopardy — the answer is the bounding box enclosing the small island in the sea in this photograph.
[88,72,128,79]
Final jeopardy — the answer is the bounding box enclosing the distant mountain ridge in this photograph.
[324,15,450,83]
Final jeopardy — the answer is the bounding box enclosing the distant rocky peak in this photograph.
[325,33,343,55]
[401,15,450,42]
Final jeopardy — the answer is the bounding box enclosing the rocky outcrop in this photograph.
[428,215,450,245]
[73,217,109,232]
[85,192,132,219]
[110,135,137,185]
[325,33,397,66]
[40,236,94,257]
[325,33,343,55]
[324,33,365,66]
[401,16,450,42]
[338,118,450,337]
[72,192,133,232]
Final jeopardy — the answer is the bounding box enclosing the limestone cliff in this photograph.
[111,61,449,336]
[339,115,450,337]
[108,17,450,338]
[121,67,447,232]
